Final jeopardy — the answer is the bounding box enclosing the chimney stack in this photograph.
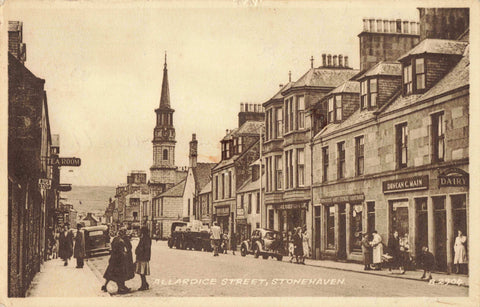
[189,133,198,168]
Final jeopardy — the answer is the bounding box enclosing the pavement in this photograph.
[288,257,469,288]
[26,257,109,297]
[26,240,469,297]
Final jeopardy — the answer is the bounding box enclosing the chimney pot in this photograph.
[363,19,368,31]
[403,20,409,34]
[338,54,343,67]
[327,54,332,66]
[279,84,283,88]
[240,102,244,112]
[192,133,196,141]
[344,56,349,68]
[369,19,375,32]
[376,19,383,32]
[322,54,326,67]
[383,20,389,32]
[333,55,337,67]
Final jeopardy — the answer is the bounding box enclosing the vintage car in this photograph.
[240,228,284,261]
[83,225,111,257]
[167,221,212,251]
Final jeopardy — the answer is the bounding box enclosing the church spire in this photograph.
[159,51,170,109]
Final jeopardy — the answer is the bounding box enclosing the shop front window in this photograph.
[452,194,467,236]
[326,206,335,250]
[351,204,363,252]
[268,209,274,230]
[390,200,409,237]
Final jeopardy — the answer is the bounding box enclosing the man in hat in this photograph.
[210,222,221,256]
[74,223,86,268]
[58,224,74,266]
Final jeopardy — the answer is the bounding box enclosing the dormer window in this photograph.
[403,57,426,95]
[237,137,243,153]
[360,78,378,110]
[415,58,425,90]
[328,95,342,123]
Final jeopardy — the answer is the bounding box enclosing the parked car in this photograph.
[83,225,111,258]
[240,228,284,261]
[167,221,212,252]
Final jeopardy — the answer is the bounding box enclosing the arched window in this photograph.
[163,149,168,160]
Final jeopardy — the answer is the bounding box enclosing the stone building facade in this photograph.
[311,9,469,273]
[212,104,264,234]
[262,57,359,246]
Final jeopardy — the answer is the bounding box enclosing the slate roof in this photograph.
[199,181,212,195]
[383,46,469,113]
[316,109,377,138]
[397,39,468,61]
[157,179,186,198]
[288,67,360,90]
[237,174,265,194]
[192,162,216,191]
[358,61,402,79]
[271,82,294,100]
[329,80,360,94]
[221,121,264,141]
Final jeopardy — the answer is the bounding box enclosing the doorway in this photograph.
[338,204,346,260]
[433,196,447,271]
[415,198,428,257]
[390,200,409,237]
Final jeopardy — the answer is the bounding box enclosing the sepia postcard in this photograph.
[1,0,479,306]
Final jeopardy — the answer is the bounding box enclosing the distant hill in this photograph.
[61,186,116,215]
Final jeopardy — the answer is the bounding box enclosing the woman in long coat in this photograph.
[302,227,310,260]
[361,233,372,270]
[454,230,467,274]
[103,228,129,294]
[58,225,73,266]
[371,230,383,270]
[293,227,304,264]
[387,230,400,272]
[135,226,152,291]
[122,231,135,281]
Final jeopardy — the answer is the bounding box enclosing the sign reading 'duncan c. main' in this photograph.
[383,175,429,193]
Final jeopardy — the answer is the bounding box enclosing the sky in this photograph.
[5,1,419,186]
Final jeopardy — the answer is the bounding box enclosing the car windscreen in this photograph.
[265,232,281,240]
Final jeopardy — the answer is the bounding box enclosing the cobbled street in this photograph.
[87,240,468,297]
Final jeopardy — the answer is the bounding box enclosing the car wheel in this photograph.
[167,239,173,248]
[240,245,247,257]
[262,254,269,260]
[276,255,283,261]
[253,246,260,258]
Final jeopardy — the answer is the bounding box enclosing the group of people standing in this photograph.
[361,229,468,279]
[102,226,152,294]
[287,226,310,265]
[58,223,87,269]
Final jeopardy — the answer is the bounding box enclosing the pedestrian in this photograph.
[58,224,73,266]
[293,227,304,264]
[121,229,135,281]
[302,226,310,260]
[399,233,410,273]
[287,231,295,263]
[361,233,372,270]
[222,232,228,254]
[453,230,467,274]
[230,231,237,255]
[370,230,383,270]
[135,226,151,291]
[387,230,400,273]
[210,222,221,256]
[102,227,130,294]
[73,223,86,268]
[419,246,435,280]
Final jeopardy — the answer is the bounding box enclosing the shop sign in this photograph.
[38,178,51,190]
[236,208,244,216]
[216,206,230,216]
[438,168,469,188]
[276,202,308,210]
[49,157,82,167]
[236,218,247,225]
[320,194,365,205]
[383,175,429,193]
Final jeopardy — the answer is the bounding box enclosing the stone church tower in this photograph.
[149,53,186,196]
